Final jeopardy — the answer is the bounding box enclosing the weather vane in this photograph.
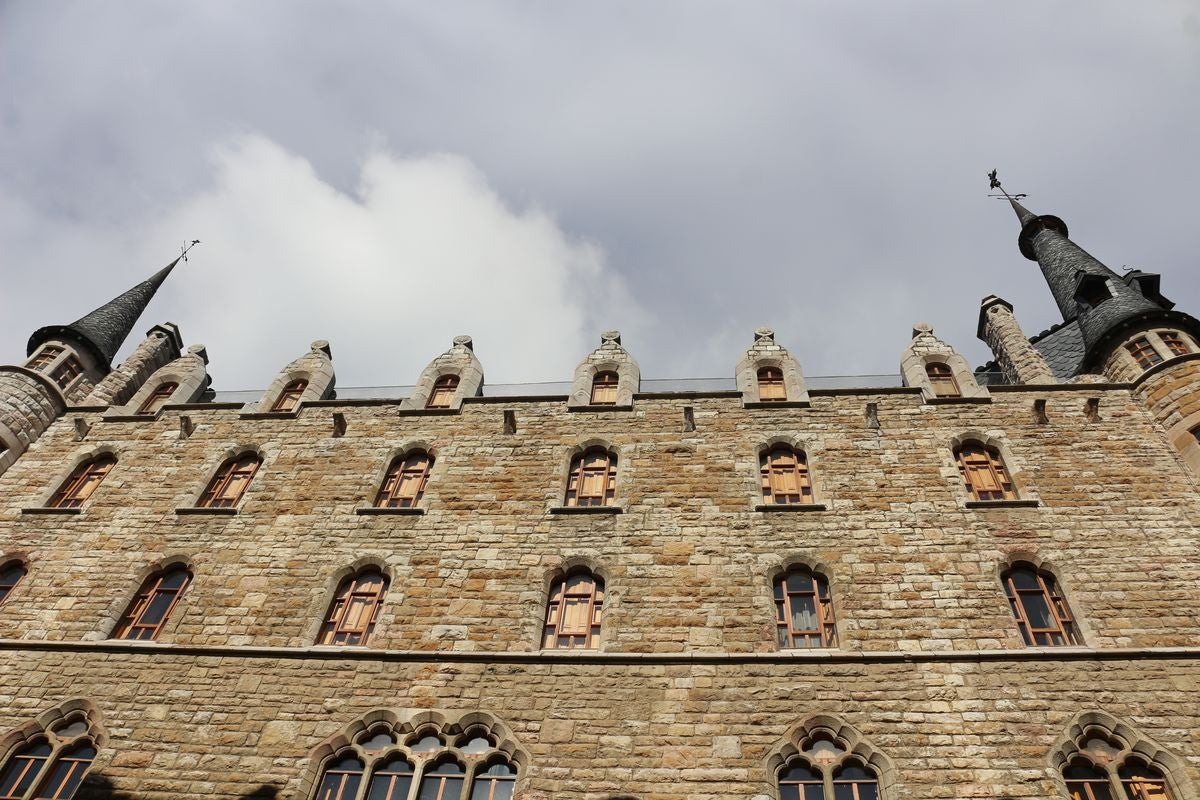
[986,169,1027,201]
[180,239,201,262]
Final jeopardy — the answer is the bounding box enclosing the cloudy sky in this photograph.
[2,2,1199,390]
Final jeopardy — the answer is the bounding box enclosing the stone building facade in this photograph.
[0,196,1199,799]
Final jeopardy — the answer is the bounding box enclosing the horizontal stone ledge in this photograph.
[755,503,827,512]
[0,638,1197,667]
[174,507,239,516]
[238,411,299,420]
[924,396,992,405]
[355,506,425,516]
[397,407,461,417]
[743,400,813,409]
[99,413,161,422]
[20,507,81,515]
[964,499,1041,510]
[549,506,623,515]
[566,404,634,413]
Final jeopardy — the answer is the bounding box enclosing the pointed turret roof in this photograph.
[28,257,180,370]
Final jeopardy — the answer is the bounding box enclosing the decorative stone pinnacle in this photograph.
[601,331,621,345]
[754,327,775,343]
[912,323,934,338]
[311,340,332,358]
[453,335,474,350]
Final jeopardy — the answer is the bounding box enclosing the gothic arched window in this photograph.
[26,345,64,372]
[0,715,99,800]
[112,566,192,641]
[374,451,433,509]
[136,382,178,415]
[954,442,1016,501]
[426,375,459,409]
[317,569,389,646]
[774,567,837,649]
[1002,563,1079,646]
[925,362,960,397]
[564,448,617,507]
[271,379,308,412]
[757,367,787,402]
[590,371,619,405]
[417,760,466,800]
[779,754,880,800]
[1118,762,1172,800]
[0,560,27,605]
[48,454,117,509]
[1064,760,1114,800]
[543,570,604,650]
[198,452,262,508]
[472,760,517,800]
[760,446,813,505]
[314,754,365,800]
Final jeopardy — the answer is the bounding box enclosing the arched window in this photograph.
[779,762,823,800]
[271,379,308,412]
[778,756,880,800]
[1119,763,1171,800]
[925,362,960,397]
[426,375,460,409]
[543,570,604,650]
[198,452,262,508]
[317,569,389,646]
[1126,337,1163,369]
[417,760,465,800]
[0,561,27,605]
[0,740,52,798]
[472,760,517,800]
[954,442,1016,501]
[1002,563,1079,646]
[365,756,414,800]
[136,382,178,415]
[314,754,364,800]
[1064,761,1114,800]
[1160,331,1191,357]
[760,446,813,505]
[47,454,117,509]
[50,356,83,390]
[374,451,433,508]
[0,716,98,800]
[774,567,836,649]
[112,566,192,641]
[590,371,619,405]
[832,762,880,800]
[32,742,96,799]
[564,448,617,507]
[757,367,787,402]
[26,345,64,372]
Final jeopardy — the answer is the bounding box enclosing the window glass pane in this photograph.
[781,765,820,780]
[137,590,177,627]
[1008,569,1040,591]
[1021,593,1055,629]
[833,785,856,800]
[366,773,412,800]
[836,765,871,780]
[779,787,801,800]
[159,570,189,590]
[785,572,813,593]
[360,733,396,752]
[410,735,443,752]
[459,736,493,755]
[791,596,818,632]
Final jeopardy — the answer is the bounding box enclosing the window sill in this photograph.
[964,499,1040,509]
[550,506,623,515]
[755,503,827,512]
[21,507,82,515]
[566,404,633,412]
[355,507,425,516]
[175,507,239,516]
[743,400,812,409]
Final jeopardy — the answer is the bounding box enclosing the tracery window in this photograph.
[757,367,787,402]
[774,567,836,649]
[197,452,262,508]
[1060,731,1176,800]
[112,566,192,641]
[136,382,178,415]
[50,356,83,389]
[26,345,64,372]
[760,446,814,505]
[954,442,1016,501]
[564,448,617,507]
[426,375,460,409]
[317,569,389,646]
[1002,563,1079,646]
[47,454,116,509]
[374,451,433,509]
[590,371,619,405]
[925,362,960,397]
[0,716,98,800]
[778,737,880,800]
[1159,331,1191,358]
[0,561,28,605]
[543,570,604,650]
[1126,337,1163,369]
[271,379,308,412]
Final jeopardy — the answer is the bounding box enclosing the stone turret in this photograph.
[977,296,1056,385]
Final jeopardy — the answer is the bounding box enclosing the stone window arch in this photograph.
[772,564,837,649]
[767,715,894,800]
[568,331,640,409]
[1051,711,1189,800]
[735,328,810,406]
[111,563,193,641]
[115,343,212,416]
[196,450,263,509]
[271,378,309,412]
[901,325,988,400]
[135,381,178,415]
[0,700,105,800]
[303,710,525,800]
[401,337,484,412]
[316,567,390,647]
[759,444,815,505]
[542,567,605,650]
[374,450,434,509]
[924,362,959,397]
[564,446,618,507]
[427,375,460,409]
[0,557,27,606]
[757,366,788,402]
[1001,561,1080,646]
[590,371,620,405]
[952,438,1016,501]
[46,452,117,509]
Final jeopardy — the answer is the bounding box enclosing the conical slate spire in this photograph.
[1009,198,1037,226]
[27,257,180,369]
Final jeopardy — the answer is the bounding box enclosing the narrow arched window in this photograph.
[1063,761,1115,800]
[0,561,27,605]
[779,758,880,800]
[32,742,96,800]
[314,754,365,800]
[1003,563,1079,646]
[543,570,604,649]
[832,762,880,800]
[1126,337,1163,369]
[1160,331,1191,358]
[374,451,433,508]
[954,443,1016,501]
[760,446,813,505]
[426,375,459,409]
[564,448,617,507]
[779,762,823,800]
[112,566,192,641]
[417,760,465,800]
[0,740,52,798]
[26,345,64,372]
[47,454,116,509]
[1119,762,1172,800]
[925,362,960,397]
[270,378,308,412]
[317,569,389,646]
[136,382,178,415]
[50,356,83,390]
[757,367,787,402]
[590,371,619,405]
[471,760,517,800]
[198,452,262,508]
[774,567,836,649]
[365,755,414,800]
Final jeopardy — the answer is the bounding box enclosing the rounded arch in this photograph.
[559,441,623,509]
[757,438,821,506]
[947,430,1035,503]
[369,447,436,509]
[309,561,393,647]
[37,445,120,508]
[87,554,196,642]
[188,445,267,508]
